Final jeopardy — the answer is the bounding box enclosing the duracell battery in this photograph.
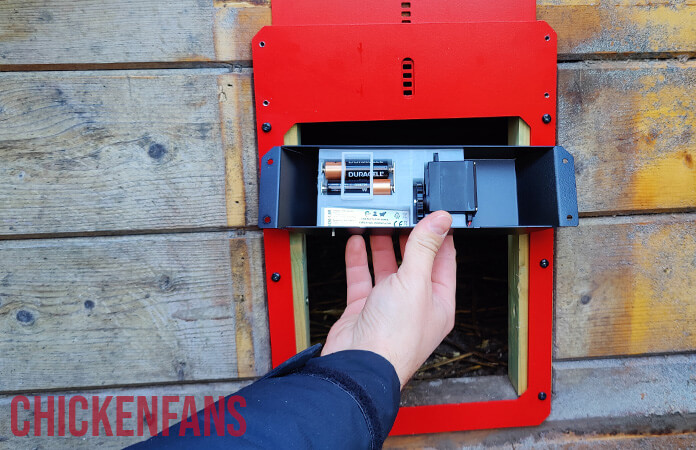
[323,160,393,181]
[321,179,394,195]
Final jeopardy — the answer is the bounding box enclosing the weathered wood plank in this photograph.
[555,213,696,359]
[2,64,692,234]
[219,72,260,227]
[2,354,694,448]
[559,60,696,215]
[0,231,270,391]
[0,381,252,448]
[538,0,696,60]
[0,0,270,67]
[387,353,696,448]
[1,1,692,68]
[0,69,257,235]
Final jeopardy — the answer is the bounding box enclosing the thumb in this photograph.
[400,211,452,281]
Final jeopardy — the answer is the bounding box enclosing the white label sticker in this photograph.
[323,208,410,227]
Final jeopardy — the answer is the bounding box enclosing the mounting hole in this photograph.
[567,214,573,220]
[263,216,271,224]
[544,35,551,41]
[267,159,274,165]
[544,92,550,98]
[562,158,569,164]
[259,41,266,47]
[262,100,269,106]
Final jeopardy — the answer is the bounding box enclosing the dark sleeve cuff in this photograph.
[263,344,401,447]
[126,344,401,450]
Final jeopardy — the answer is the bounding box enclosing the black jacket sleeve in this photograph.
[127,344,401,449]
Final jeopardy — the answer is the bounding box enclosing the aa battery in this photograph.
[323,160,393,181]
[321,179,393,195]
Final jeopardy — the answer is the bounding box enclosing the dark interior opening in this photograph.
[299,118,509,146]
[306,232,508,380]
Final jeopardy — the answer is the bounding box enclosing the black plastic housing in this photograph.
[258,145,579,231]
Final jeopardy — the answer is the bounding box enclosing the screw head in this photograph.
[540,259,549,268]
[271,273,281,282]
[542,114,552,124]
[262,123,272,132]
[263,215,271,224]
[538,391,547,401]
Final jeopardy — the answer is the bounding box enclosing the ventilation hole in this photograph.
[567,215,573,220]
[401,2,411,23]
[401,58,414,97]
[562,158,569,164]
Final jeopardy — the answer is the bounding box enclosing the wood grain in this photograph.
[538,0,696,60]
[555,213,696,359]
[506,118,530,395]
[0,0,270,68]
[558,60,696,215]
[219,72,260,227]
[0,69,257,235]
[507,233,529,395]
[1,64,692,235]
[0,231,270,392]
[1,354,694,447]
[1,1,692,67]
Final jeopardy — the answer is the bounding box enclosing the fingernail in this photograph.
[428,212,452,236]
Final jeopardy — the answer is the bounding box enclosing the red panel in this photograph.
[253,22,557,158]
[262,229,297,367]
[253,11,557,433]
[272,0,535,25]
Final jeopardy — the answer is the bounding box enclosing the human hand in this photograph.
[321,211,456,389]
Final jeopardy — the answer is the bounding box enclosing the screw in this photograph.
[271,273,281,282]
[263,216,271,224]
[542,114,552,124]
[538,392,547,400]
[262,123,272,132]
[540,259,549,268]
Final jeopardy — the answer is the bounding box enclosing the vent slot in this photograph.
[401,2,411,23]
[402,58,414,97]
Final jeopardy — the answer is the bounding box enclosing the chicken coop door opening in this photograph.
[292,117,524,405]
[306,231,517,405]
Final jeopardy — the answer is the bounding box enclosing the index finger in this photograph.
[345,235,373,305]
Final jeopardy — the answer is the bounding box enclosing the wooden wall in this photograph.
[0,1,694,447]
